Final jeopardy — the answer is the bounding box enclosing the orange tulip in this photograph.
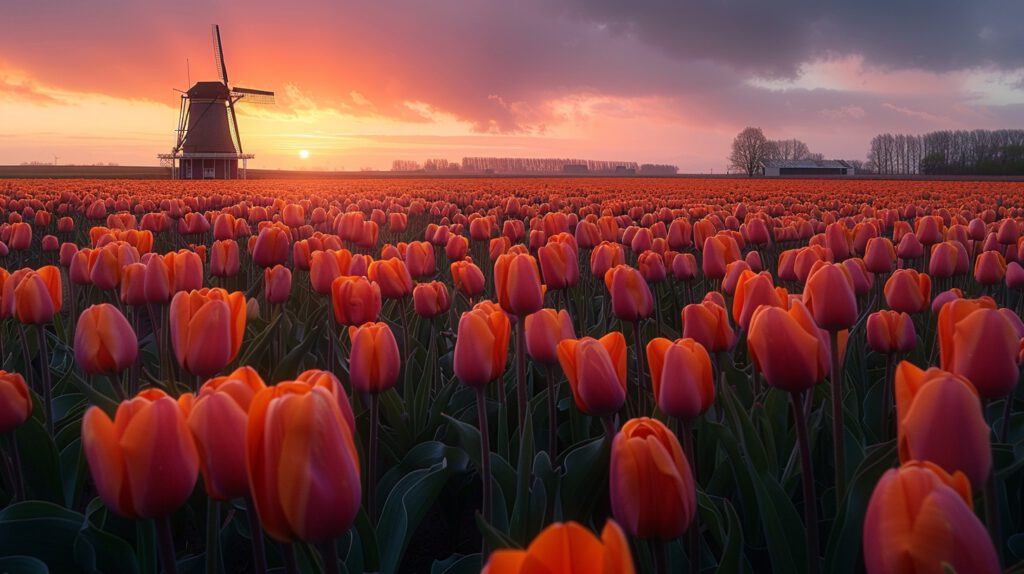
[0,371,31,434]
[182,366,266,500]
[246,382,361,542]
[681,301,735,353]
[866,310,916,354]
[525,308,575,365]
[803,263,858,331]
[604,265,653,322]
[538,240,579,290]
[170,288,247,377]
[162,249,204,293]
[81,389,199,518]
[482,520,635,574]
[863,237,896,274]
[748,300,830,393]
[404,241,436,278]
[646,337,714,421]
[884,269,931,314]
[494,252,544,316]
[309,249,353,295]
[974,250,1007,285]
[347,322,401,393]
[450,259,486,298]
[894,362,991,487]
[939,302,1020,398]
[142,253,171,303]
[590,241,625,279]
[13,266,62,324]
[610,417,696,539]
[557,333,627,415]
[863,461,999,574]
[731,270,786,330]
[74,304,138,375]
[367,258,413,299]
[454,306,511,387]
[251,226,290,268]
[412,281,450,318]
[330,275,382,326]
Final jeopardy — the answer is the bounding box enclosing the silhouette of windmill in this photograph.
[159,25,275,179]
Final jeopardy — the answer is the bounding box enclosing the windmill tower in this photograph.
[159,25,275,179]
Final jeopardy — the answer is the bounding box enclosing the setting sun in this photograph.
[299,149,310,159]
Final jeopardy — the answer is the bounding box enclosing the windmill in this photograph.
[159,25,275,179]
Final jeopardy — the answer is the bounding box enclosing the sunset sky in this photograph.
[2,0,1024,172]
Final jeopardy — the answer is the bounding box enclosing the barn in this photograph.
[761,159,854,176]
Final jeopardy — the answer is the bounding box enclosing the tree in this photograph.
[768,138,811,161]
[729,127,771,176]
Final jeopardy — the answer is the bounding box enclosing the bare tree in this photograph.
[729,127,771,176]
[768,138,812,161]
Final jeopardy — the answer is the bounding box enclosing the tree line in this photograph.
[728,127,825,176]
[868,130,1024,175]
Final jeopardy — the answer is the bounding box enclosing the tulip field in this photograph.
[1,176,1023,573]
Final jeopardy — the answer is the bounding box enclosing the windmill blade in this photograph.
[227,99,243,154]
[231,87,276,105]
[212,24,229,85]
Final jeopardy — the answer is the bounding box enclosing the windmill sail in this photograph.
[213,25,228,84]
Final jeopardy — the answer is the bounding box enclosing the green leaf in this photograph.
[474,511,520,551]
[557,435,608,522]
[715,499,746,574]
[430,553,482,574]
[14,417,65,505]
[377,442,470,574]
[234,311,281,367]
[0,502,83,572]
[269,320,322,382]
[0,556,50,574]
[508,409,534,544]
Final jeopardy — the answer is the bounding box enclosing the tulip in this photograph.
[210,240,240,278]
[748,300,827,566]
[13,266,62,324]
[309,249,352,295]
[163,249,204,293]
[557,333,627,417]
[681,300,735,353]
[347,322,401,394]
[866,310,916,355]
[331,276,382,326]
[0,371,31,434]
[646,337,714,422]
[82,389,199,519]
[451,260,486,299]
[803,263,858,331]
[454,305,510,525]
[538,240,579,290]
[404,241,436,278]
[183,366,266,500]
[863,462,999,574]
[264,265,292,305]
[494,253,544,316]
[367,258,413,300]
[884,269,931,314]
[413,281,451,318]
[937,298,1017,399]
[74,304,138,376]
[974,250,1007,285]
[482,520,634,574]
[525,309,575,365]
[246,382,360,543]
[251,226,289,268]
[894,362,991,488]
[864,237,896,274]
[170,289,246,377]
[590,242,625,279]
[731,270,786,330]
[604,265,653,324]
[610,417,696,541]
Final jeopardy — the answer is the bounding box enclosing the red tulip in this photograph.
[884,269,931,314]
[803,263,858,331]
[482,520,635,574]
[557,333,627,415]
[331,276,382,326]
[0,371,31,434]
[413,281,450,318]
[264,265,292,304]
[454,306,511,387]
[74,304,138,375]
[646,337,714,420]
[494,253,544,316]
[748,300,830,393]
[866,310,916,354]
[347,322,401,393]
[525,308,575,365]
[604,265,653,322]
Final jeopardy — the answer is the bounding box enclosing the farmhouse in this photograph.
[761,159,854,176]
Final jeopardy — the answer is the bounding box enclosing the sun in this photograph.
[298,149,310,159]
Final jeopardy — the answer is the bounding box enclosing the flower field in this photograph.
[0,176,1022,573]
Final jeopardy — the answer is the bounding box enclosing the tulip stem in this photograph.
[633,321,647,414]
[881,353,896,442]
[546,367,559,461]
[243,495,267,574]
[475,387,493,557]
[3,433,24,501]
[1000,396,1012,444]
[37,325,53,436]
[319,540,341,574]
[515,317,527,429]
[829,330,846,505]
[155,515,178,574]
[791,391,819,574]
[681,419,700,574]
[281,543,299,574]
[601,415,617,444]
[368,392,380,525]
[205,500,221,574]
[984,470,1003,565]
[651,538,669,574]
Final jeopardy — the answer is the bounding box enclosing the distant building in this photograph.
[761,159,854,176]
